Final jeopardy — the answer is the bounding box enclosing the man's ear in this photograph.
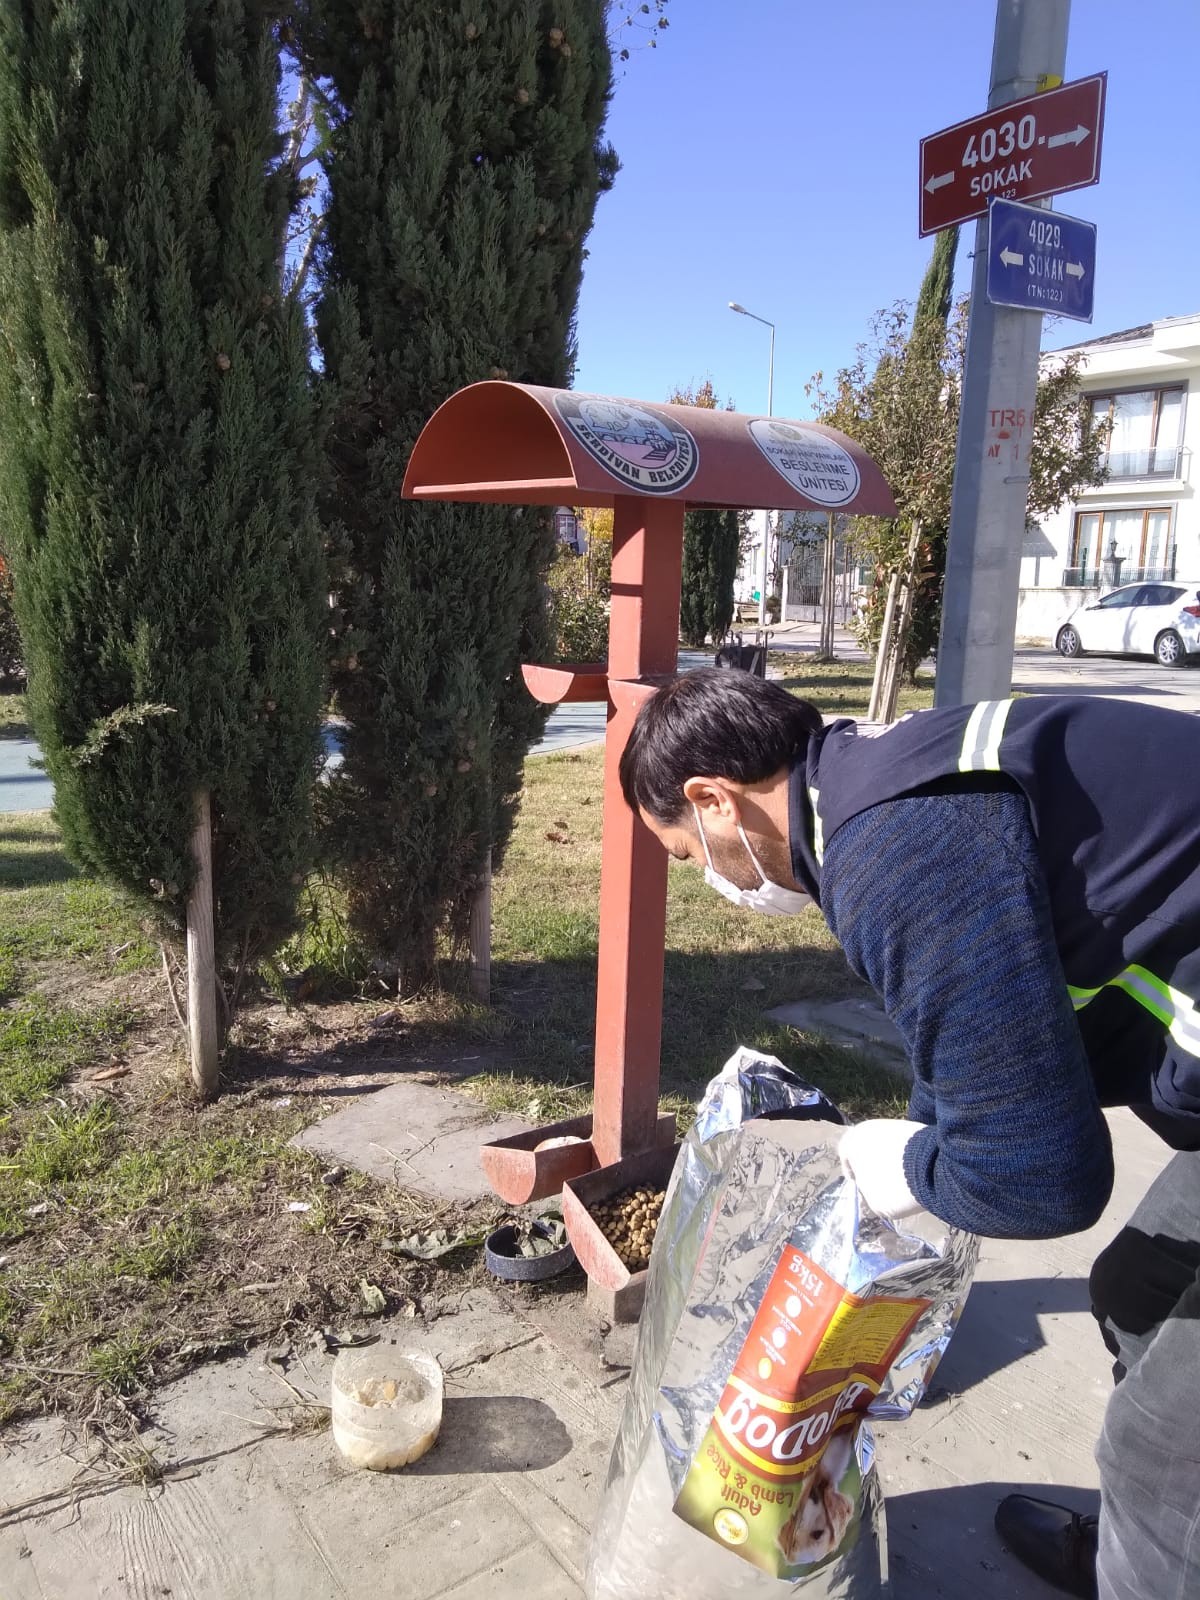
[682,776,743,824]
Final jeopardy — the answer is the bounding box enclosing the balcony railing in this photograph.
[1102,445,1186,480]
[1063,560,1177,589]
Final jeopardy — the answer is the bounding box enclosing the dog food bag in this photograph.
[586,1051,977,1599]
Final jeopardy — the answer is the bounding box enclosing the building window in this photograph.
[1069,506,1175,586]
[1088,385,1185,478]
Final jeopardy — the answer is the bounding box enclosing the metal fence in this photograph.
[1062,560,1177,590]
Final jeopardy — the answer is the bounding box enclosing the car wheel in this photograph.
[1056,625,1083,658]
[1155,629,1185,668]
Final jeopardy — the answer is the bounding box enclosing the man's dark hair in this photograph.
[619,668,823,824]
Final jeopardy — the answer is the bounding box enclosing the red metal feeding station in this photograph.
[404,383,895,1312]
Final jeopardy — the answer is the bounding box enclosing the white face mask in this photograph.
[692,805,813,917]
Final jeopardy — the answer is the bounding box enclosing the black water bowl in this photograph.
[484,1220,577,1283]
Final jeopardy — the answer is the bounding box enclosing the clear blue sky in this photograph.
[574,0,1200,420]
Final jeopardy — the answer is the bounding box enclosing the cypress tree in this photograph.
[914,223,957,329]
[301,2,615,988]
[0,2,325,1079]
[902,223,959,675]
[673,382,739,647]
[679,509,739,648]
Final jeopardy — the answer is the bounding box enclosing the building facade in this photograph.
[1017,311,1199,642]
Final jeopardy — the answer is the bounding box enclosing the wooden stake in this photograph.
[880,521,924,724]
[468,851,492,1004]
[820,514,836,658]
[868,566,902,721]
[186,789,220,1097]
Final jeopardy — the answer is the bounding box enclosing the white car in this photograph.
[1055,581,1200,668]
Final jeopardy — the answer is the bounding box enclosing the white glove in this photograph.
[838,1118,928,1221]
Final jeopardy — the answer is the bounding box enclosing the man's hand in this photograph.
[839,1119,928,1221]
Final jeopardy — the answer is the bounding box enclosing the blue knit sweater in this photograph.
[821,783,1115,1240]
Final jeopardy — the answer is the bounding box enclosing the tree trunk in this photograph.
[186,789,220,1097]
[874,522,924,724]
[469,850,492,1004]
[882,527,921,722]
[868,523,922,722]
[868,567,903,721]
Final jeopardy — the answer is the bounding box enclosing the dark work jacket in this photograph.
[788,695,1200,1138]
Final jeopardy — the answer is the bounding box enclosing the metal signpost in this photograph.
[929,1,1110,708]
[920,70,1105,236]
[986,196,1096,323]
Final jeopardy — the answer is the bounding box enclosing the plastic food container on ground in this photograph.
[330,1344,443,1470]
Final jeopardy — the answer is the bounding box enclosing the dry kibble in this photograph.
[587,1185,667,1271]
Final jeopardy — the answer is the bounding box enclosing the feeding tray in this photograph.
[479,1114,598,1205]
[521,663,609,704]
[480,1111,677,1206]
[562,1141,681,1322]
[404,383,897,1235]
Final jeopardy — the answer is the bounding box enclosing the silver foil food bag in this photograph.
[587,1050,978,1599]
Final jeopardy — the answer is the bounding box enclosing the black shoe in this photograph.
[995,1495,1098,1598]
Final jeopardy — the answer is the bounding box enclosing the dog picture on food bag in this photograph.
[776,1428,857,1567]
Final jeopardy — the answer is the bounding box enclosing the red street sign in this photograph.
[919,72,1106,236]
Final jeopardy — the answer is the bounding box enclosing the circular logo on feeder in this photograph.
[713,1509,749,1547]
[748,419,860,506]
[554,394,699,495]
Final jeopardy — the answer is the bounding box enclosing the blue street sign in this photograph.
[986,196,1096,323]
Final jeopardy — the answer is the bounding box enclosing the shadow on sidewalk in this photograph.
[887,1479,1100,1599]
[924,1274,1096,1400]
[408,1396,572,1475]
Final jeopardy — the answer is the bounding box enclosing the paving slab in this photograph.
[0,1111,1171,1600]
[0,1292,618,1600]
[291,1078,530,1206]
[876,1107,1169,1596]
[767,995,911,1072]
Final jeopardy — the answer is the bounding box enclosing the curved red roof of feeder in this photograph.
[402,382,896,516]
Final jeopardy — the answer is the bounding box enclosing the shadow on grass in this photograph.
[765,655,936,721]
[228,1027,516,1097]
[776,667,876,693]
[0,825,59,844]
[229,942,905,1125]
[0,848,77,889]
[478,945,905,1124]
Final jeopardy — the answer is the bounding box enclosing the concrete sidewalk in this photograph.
[0,1108,1169,1599]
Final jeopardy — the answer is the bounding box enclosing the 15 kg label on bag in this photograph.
[674,1245,928,1578]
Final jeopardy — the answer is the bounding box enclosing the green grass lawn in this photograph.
[477,743,907,1130]
[770,654,936,719]
[0,817,449,1428]
[468,654,928,1126]
[0,655,916,1428]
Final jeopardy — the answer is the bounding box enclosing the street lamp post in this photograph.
[730,301,775,627]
